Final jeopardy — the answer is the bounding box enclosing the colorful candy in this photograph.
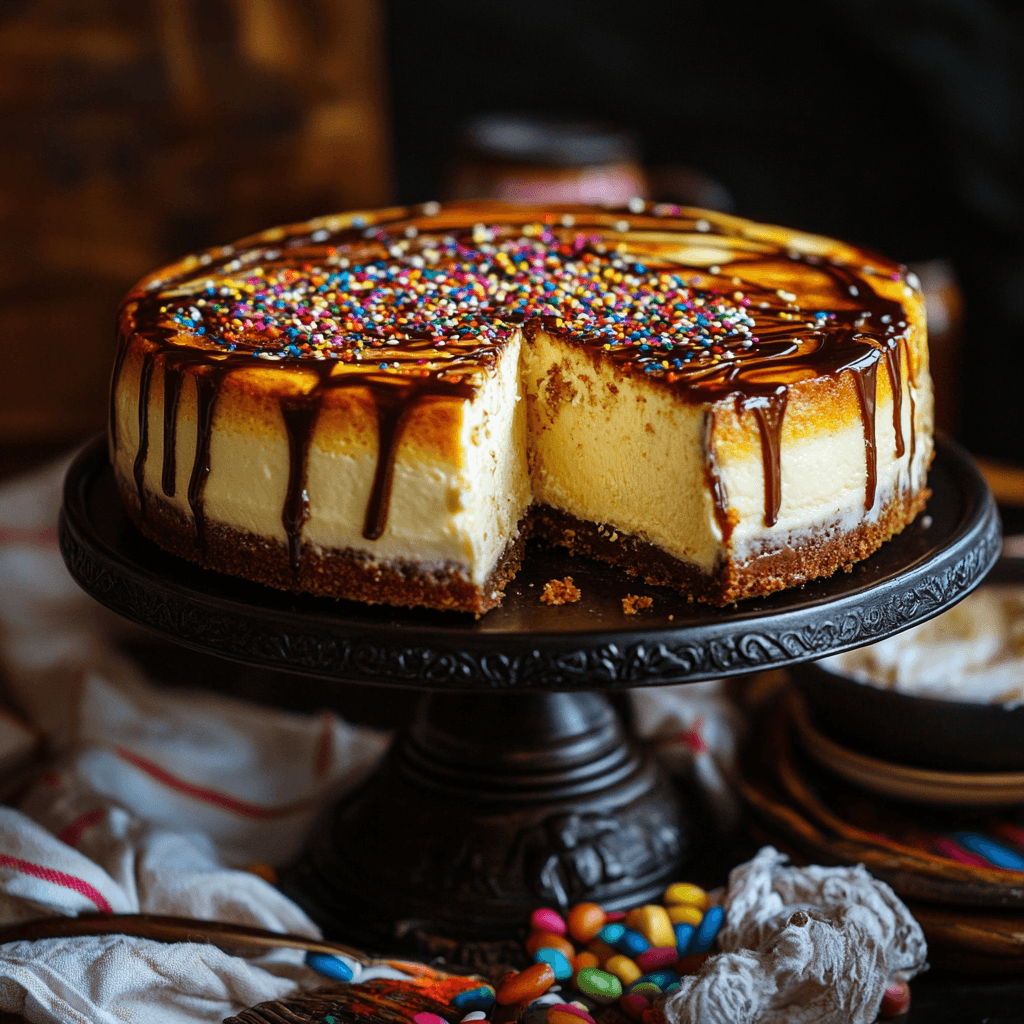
[531,908,567,935]
[567,903,606,944]
[879,981,911,1017]
[635,946,679,971]
[615,929,650,957]
[412,1015,446,1024]
[496,963,556,1005]
[514,882,722,1017]
[627,982,662,998]
[634,971,676,990]
[534,948,573,981]
[673,922,696,955]
[596,923,625,946]
[545,1005,595,1024]
[691,906,725,954]
[451,986,496,1012]
[625,905,675,949]
[585,938,617,963]
[574,967,622,1004]
[571,951,600,976]
[526,931,575,960]
[667,904,703,927]
[663,883,710,911]
[603,954,642,985]
[304,951,354,982]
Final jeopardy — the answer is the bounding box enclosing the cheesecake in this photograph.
[109,202,933,613]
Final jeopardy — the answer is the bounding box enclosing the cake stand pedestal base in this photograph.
[284,690,685,943]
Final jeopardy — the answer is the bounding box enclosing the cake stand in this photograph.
[59,435,1000,944]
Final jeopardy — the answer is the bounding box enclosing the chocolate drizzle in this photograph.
[746,389,789,527]
[851,356,880,511]
[186,369,223,553]
[280,398,318,572]
[131,351,155,517]
[884,340,905,459]
[114,203,923,561]
[161,360,186,497]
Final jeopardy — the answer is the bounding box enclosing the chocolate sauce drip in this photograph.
[883,341,905,458]
[364,391,407,541]
[161,360,186,497]
[746,389,789,527]
[186,370,223,553]
[851,357,880,510]
[280,397,320,572]
[131,351,155,518]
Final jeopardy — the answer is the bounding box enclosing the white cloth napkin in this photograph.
[0,451,742,1024]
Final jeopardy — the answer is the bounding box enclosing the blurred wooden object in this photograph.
[976,458,1024,509]
[0,0,391,445]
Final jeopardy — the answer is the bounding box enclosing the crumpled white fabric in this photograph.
[662,846,928,1024]
[0,451,745,1024]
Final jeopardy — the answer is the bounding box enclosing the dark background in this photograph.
[0,0,1022,462]
[388,0,1024,464]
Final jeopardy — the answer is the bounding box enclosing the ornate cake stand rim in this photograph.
[58,434,1001,688]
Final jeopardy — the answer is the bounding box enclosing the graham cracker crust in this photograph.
[120,485,526,616]
[118,476,930,614]
[532,485,931,606]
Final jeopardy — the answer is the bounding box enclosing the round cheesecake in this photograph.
[109,201,934,614]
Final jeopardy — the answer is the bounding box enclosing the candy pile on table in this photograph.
[303,862,919,1023]
[494,885,726,1024]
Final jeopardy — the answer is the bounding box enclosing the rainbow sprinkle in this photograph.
[153,222,779,380]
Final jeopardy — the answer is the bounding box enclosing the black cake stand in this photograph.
[59,435,1000,944]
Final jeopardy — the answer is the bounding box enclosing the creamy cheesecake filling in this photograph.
[524,329,722,573]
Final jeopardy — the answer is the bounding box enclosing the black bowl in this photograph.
[793,558,1024,773]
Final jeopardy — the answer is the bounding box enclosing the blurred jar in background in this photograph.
[445,114,646,205]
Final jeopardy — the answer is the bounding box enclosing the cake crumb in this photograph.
[623,594,654,615]
[541,577,581,605]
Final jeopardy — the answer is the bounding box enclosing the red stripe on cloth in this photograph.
[58,808,106,848]
[314,713,332,777]
[0,853,113,914]
[113,747,309,820]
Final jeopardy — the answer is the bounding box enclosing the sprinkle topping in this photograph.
[131,204,913,400]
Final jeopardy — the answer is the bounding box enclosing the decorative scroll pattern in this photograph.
[59,500,1001,690]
